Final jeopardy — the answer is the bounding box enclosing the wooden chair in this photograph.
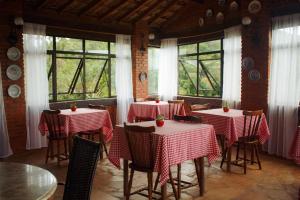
[135,116,155,122]
[62,136,100,200]
[168,100,185,120]
[43,110,69,165]
[170,115,203,198]
[78,104,108,159]
[221,110,263,174]
[190,103,211,111]
[124,123,178,200]
[134,98,147,102]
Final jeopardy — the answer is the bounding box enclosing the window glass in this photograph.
[179,44,197,55]
[56,37,82,52]
[86,40,108,54]
[198,40,221,52]
[178,56,197,96]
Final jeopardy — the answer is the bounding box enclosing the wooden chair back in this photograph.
[63,136,100,200]
[242,110,263,141]
[124,123,156,170]
[173,115,202,123]
[190,103,210,111]
[168,100,184,120]
[43,110,65,139]
[134,98,147,102]
[88,104,106,110]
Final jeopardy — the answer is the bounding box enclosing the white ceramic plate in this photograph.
[216,12,224,24]
[6,64,22,80]
[206,9,213,18]
[198,17,204,27]
[8,84,21,98]
[248,69,261,81]
[7,47,21,61]
[230,1,239,11]
[248,0,262,14]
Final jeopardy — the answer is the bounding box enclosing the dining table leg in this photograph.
[199,157,205,196]
[123,159,129,197]
[161,183,167,200]
[226,146,232,172]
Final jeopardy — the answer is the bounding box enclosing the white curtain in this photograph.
[115,34,133,124]
[24,23,49,149]
[222,26,241,108]
[0,63,13,158]
[267,14,300,158]
[158,38,178,101]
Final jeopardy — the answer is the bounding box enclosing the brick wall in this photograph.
[0,0,26,153]
[131,21,149,99]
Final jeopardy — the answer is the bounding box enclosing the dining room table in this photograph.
[289,126,300,165]
[192,108,271,172]
[127,101,186,123]
[0,162,57,200]
[39,108,114,153]
[108,120,220,199]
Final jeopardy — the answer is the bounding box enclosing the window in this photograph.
[47,36,116,102]
[178,39,223,97]
[148,47,159,94]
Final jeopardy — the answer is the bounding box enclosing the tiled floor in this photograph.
[2,148,300,200]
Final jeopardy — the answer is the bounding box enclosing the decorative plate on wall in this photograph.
[248,0,262,14]
[198,17,204,27]
[216,12,224,24]
[248,69,261,81]
[8,84,21,98]
[7,47,21,61]
[230,1,239,11]
[139,72,147,82]
[6,64,22,81]
[242,57,254,70]
[206,9,213,18]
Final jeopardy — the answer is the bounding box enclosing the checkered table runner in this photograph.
[192,109,271,146]
[108,120,220,185]
[289,126,300,165]
[127,101,185,122]
[39,108,113,142]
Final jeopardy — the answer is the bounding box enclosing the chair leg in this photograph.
[147,172,153,200]
[254,144,262,170]
[154,173,160,191]
[63,139,68,159]
[251,145,254,165]
[220,147,228,169]
[169,170,178,200]
[57,140,61,166]
[126,168,134,200]
[177,164,181,199]
[45,140,50,164]
[243,143,247,174]
[236,143,240,161]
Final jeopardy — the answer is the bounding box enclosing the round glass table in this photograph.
[0,162,57,200]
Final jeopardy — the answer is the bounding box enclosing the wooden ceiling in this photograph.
[24,0,191,34]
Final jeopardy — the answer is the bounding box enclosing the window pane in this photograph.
[46,36,53,50]
[199,40,220,52]
[148,47,159,94]
[110,42,116,54]
[111,58,116,96]
[179,44,197,55]
[198,60,221,97]
[199,53,221,60]
[85,59,109,98]
[47,54,53,101]
[56,37,82,52]
[86,40,108,54]
[178,56,197,96]
[56,58,84,101]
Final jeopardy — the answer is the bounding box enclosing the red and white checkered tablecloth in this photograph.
[192,109,271,146]
[127,101,186,123]
[289,126,300,165]
[39,108,113,142]
[108,120,220,185]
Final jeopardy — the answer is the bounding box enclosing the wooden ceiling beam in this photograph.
[148,0,179,25]
[57,0,75,13]
[98,0,129,20]
[159,0,188,28]
[117,0,150,21]
[78,0,104,16]
[35,0,50,10]
[132,0,165,23]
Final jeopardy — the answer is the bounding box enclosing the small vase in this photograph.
[156,120,164,127]
[223,107,229,112]
[71,106,77,112]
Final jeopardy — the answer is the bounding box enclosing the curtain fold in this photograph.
[222,26,242,109]
[0,63,13,158]
[115,34,133,124]
[158,38,178,101]
[24,23,49,149]
[267,14,300,158]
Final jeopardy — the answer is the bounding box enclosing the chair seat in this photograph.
[237,136,259,144]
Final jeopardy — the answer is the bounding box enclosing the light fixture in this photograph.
[148,33,155,40]
[139,33,146,55]
[7,17,24,45]
[14,17,24,26]
[242,16,252,26]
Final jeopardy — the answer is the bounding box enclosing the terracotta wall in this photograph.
[0,0,26,153]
